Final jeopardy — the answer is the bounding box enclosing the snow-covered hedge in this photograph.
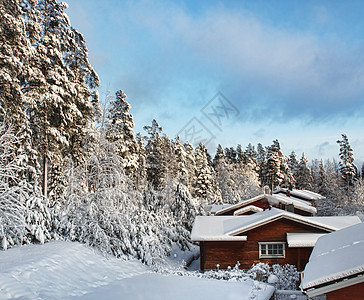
[166,262,299,291]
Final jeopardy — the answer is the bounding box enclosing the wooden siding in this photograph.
[200,218,328,271]
[326,281,364,300]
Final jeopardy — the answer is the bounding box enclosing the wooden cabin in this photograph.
[301,222,364,299]
[191,208,361,272]
[214,193,317,217]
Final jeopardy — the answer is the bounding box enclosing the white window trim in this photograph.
[258,242,286,258]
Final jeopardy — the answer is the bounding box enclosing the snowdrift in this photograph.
[0,241,274,299]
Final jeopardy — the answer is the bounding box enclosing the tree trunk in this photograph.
[42,154,48,198]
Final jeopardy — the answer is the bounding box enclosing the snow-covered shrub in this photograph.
[202,262,248,282]
[246,263,299,290]
[271,264,299,290]
[247,262,271,282]
[0,125,51,249]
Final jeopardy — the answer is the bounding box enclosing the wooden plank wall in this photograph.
[201,218,327,271]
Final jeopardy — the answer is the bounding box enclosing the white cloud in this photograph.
[118,1,364,121]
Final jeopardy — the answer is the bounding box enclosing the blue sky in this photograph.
[65,0,364,164]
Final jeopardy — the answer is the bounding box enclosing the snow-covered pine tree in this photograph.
[236,144,244,163]
[63,27,101,167]
[224,147,237,164]
[143,119,168,190]
[0,0,39,183]
[134,133,147,190]
[213,144,237,203]
[263,140,284,191]
[194,143,220,204]
[234,154,261,200]
[316,159,341,215]
[295,153,313,190]
[337,134,357,192]
[263,140,294,191]
[19,0,101,200]
[316,159,327,195]
[243,143,259,174]
[288,151,299,186]
[183,141,196,195]
[174,136,188,185]
[105,90,138,183]
[256,143,266,186]
[170,183,196,232]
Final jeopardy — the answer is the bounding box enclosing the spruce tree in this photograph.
[0,0,39,183]
[194,143,220,204]
[174,136,188,185]
[295,153,313,190]
[337,134,357,191]
[143,120,167,190]
[213,144,237,203]
[244,143,259,173]
[288,151,299,185]
[256,143,266,186]
[106,90,138,182]
[19,0,101,199]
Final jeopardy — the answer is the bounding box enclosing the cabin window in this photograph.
[259,242,285,258]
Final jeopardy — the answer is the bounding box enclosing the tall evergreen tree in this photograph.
[316,159,327,195]
[256,143,266,186]
[19,0,100,199]
[337,134,357,191]
[213,144,237,203]
[106,90,138,182]
[224,147,237,164]
[134,133,147,190]
[143,119,168,190]
[244,143,259,173]
[194,143,220,204]
[288,151,299,184]
[263,140,284,191]
[295,153,313,190]
[0,0,38,183]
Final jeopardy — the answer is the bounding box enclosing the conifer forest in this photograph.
[1,0,364,269]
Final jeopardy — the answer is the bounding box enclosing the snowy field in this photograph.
[0,241,274,300]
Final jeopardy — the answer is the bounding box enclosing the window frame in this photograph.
[258,242,286,258]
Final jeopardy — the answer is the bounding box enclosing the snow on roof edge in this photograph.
[234,205,263,216]
[190,235,247,242]
[302,266,364,290]
[215,195,266,215]
[225,209,338,236]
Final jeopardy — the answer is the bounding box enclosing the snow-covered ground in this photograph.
[0,241,274,300]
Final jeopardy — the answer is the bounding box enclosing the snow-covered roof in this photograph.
[190,216,248,241]
[286,232,326,247]
[267,194,317,214]
[191,208,361,242]
[208,204,232,214]
[215,195,266,215]
[304,216,361,231]
[233,205,263,216]
[301,222,364,296]
[215,193,316,216]
[274,188,325,201]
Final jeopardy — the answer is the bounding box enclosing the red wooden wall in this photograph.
[200,218,327,271]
